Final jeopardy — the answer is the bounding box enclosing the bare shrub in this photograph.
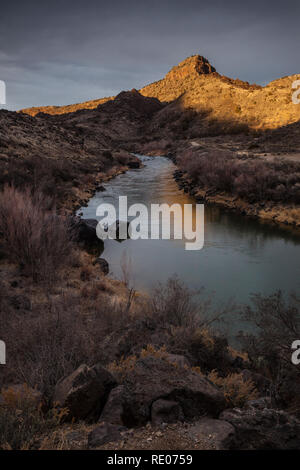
[0,154,77,203]
[150,276,228,330]
[0,185,74,282]
[120,250,133,288]
[178,150,300,204]
[1,283,144,399]
[239,291,300,413]
[0,385,65,449]
[107,345,168,382]
[141,277,235,373]
[150,276,204,328]
[207,370,258,407]
[2,295,94,399]
[107,354,137,382]
[168,326,233,373]
[142,139,172,154]
[80,265,93,281]
[240,291,300,371]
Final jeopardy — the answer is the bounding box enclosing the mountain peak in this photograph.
[166,55,216,80]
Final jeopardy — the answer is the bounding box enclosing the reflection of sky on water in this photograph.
[80,155,300,336]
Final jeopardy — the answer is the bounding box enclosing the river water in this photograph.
[79,155,300,335]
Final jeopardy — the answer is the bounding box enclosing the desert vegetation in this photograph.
[239,291,300,414]
[178,149,300,204]
[1,262,299,448]
[0,385,67,450]
[0,177,300,449]
[0,186,74,282]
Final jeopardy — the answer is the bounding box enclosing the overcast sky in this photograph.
[1,0,300,110]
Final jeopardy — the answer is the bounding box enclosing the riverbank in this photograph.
[174,169,300,231]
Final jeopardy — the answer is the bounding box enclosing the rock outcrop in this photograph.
[164,55,216,82]
[53,364,117,421]
[220,407,300,450]
[120,356,226,427]
[151,399,184,426]
[88,422,126,448]
[99,385,125,426]
[187,418,235,450]
[93,257,109,275]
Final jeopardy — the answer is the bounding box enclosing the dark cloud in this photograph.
[0,0,299,109]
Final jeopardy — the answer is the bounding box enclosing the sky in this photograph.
[1,0,300,110]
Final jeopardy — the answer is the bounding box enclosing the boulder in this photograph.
[115,220,130,240]
[72,217,104,251]
[165,353,190,368]
[93,257,109,275]
[188,418,235,450]
[220,407,300,449]
[151,399,183,426]
[127,160,140,169]
[121,356,226,427]
[241,369,271,395]
[102,219,130,241]
[88,422,126,448]
[99,385,125,425]
[95,185,106,192]
[53,364,117,421]
[244,396,272,411]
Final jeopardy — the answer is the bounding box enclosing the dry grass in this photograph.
[150,277,206,328]
[0,385,67,450]
[207,370,259,407]
[0,186,74,283]
[107,345,168,382]
[178,149,300,204]
[239,291,300,413]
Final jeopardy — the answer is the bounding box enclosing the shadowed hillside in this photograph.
[0,89,164,209]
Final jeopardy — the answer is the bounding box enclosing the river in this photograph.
[79,155,300,335]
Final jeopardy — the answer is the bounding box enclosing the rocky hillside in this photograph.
[50,89,163,144]
[140,55,300,130]
[21,96,112,117]
[0,90,163,209]
[21,55,300,130]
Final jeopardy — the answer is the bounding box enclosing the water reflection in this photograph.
[79,155,300,320]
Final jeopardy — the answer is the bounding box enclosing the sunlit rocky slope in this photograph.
[21,55,300,130]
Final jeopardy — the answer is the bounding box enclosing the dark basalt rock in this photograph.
[88,422,126,448]
[121,356,227,427]
[151,399,184,426]
[71,217,104,253]
[53,363,117,422]
[127,160,140,169]
[219,407,300,450]
[93,257,109,275]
